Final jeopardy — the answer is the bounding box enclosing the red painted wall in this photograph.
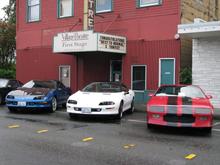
[16,0,181,91]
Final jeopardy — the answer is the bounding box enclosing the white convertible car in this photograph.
[67,82,135,119]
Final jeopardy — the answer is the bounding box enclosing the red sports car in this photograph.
[147,85,214,133]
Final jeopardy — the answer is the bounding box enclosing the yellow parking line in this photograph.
[185,153,197,160]
[123,144,136,149]
[37,129,48,134]
[8,125,20,128]
[82,137,94,142]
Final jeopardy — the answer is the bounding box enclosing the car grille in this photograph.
[164,114,195,123]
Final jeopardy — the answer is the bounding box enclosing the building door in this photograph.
[159,59,175,86]
[110,60,122,82]
[59,65,70,87]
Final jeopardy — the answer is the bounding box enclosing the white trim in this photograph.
[159,58,175,87]
[59,65,71,87]
[131,65,147,91]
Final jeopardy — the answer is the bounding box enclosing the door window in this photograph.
[132,65,146,90]
[59,65,70,87]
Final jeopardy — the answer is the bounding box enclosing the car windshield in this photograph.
[155,85,206,98]
[22,80,56,89]
[0,79,9,88]
[82,82,122,93]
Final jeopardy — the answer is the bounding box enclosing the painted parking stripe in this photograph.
[82,137,94,142]
[213,122,220,126]
[37,129,48,134]
[213,129,220,132]
[126,119,146,123]
[185,153,197,160]
[8,125,20,128]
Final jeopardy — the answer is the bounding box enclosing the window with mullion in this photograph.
[96,0,112,13]
[58,0,73,18]
[139,0,162,8]
[27,0,40,22]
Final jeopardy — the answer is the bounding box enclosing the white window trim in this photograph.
[59,65,71,87]
[131,65,147,92]
[58,0,74,18]
[96,0,112,13]
[27,0,41,22]
[139,0,161,8]
[158,58,175,87]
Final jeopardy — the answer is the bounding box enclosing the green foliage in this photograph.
[0,64,16,78]
[180,67,192,84]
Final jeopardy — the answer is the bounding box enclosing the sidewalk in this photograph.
[134,103,220,120]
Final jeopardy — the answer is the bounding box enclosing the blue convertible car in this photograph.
[6,80,71,113]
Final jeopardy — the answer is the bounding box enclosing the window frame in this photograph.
[96,0,113,14]
[57,0,74,18]
[138,0,162,8]
[26,0,41,22]
[131,65,147,91]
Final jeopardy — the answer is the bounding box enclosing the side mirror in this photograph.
[206,95,213,99]
[124,91,129,95]
[148,93,154,97]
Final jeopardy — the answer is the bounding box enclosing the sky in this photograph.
[0,0,9,19]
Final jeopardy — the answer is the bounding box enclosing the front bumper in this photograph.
[67,105,119,115]
[147,112,213,128]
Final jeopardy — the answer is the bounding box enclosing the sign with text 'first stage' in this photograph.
[53,31,126,54]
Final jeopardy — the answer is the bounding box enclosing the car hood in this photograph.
[148,96,212,108]
[8,88,51,96]
[68,91,123,106]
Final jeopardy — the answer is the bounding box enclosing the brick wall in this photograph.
[192,38,220,108]
[180,0,220,69]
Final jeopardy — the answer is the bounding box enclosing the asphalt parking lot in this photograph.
[0,105,220,165]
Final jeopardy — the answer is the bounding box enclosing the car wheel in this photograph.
[69,113,77,119]
[116,101,123,120]
[49,97,57,113]
[8,107,17,113]
[204,127,212,135]
[128,99,134,114]
[0,94,2,105]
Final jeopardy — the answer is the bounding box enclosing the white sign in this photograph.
[97,33,126,53]
[53,31,126,54]
[53,31,97,53]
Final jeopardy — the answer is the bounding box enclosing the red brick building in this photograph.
[16,0,181,102]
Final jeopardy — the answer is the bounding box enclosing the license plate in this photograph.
[17,102,26,106]
[81,108,91,114]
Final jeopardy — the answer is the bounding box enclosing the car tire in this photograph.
[204,127,212,135]
[48,97,57,113]
[147,123,154,130]
[128,99,134,114]
[8,107,17,113]
[69,113,77,119]
[0,94,2,105]
[116,101,123,120]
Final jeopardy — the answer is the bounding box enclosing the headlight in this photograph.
[195,108,211,114]
[34,96,45,100]
[7,95,14,99]
[68,100,77,104]
[148,106,164,112]
[99,101,115,105]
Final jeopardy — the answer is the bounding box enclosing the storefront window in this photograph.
[96,0,112,13]
[132,65,146,91]
[58,0,73,18]
[27,0,40,22]
[138,0,162,8]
